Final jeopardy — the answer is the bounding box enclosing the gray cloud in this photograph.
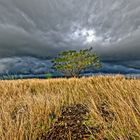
[0,57,53,74]
[0,0,140,74]
[0,57,140,75]
[0,57,139,76]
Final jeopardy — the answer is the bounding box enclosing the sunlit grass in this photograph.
[0,75,140,139]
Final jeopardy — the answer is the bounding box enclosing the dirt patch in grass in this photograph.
[97,101,115,123]
[40,104,103,140]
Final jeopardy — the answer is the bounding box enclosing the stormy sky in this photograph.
[0,0,140,75]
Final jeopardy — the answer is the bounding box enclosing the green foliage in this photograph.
[45,73,53,79]
[53,47,102,77]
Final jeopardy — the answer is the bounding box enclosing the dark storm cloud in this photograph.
[0,0,140,74]
[0,57,139,75]
[0,57,53,74]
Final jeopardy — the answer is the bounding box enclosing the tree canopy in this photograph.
[53,48,101,77]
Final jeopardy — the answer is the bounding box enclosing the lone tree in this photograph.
[53,48,101,77]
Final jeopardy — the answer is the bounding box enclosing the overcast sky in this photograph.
[0,0,140,75]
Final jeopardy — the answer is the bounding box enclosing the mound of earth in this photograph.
[41,104,103,140]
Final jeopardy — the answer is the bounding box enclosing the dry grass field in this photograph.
[0,75,140,140]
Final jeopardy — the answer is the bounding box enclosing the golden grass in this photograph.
[0,75,140,140]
